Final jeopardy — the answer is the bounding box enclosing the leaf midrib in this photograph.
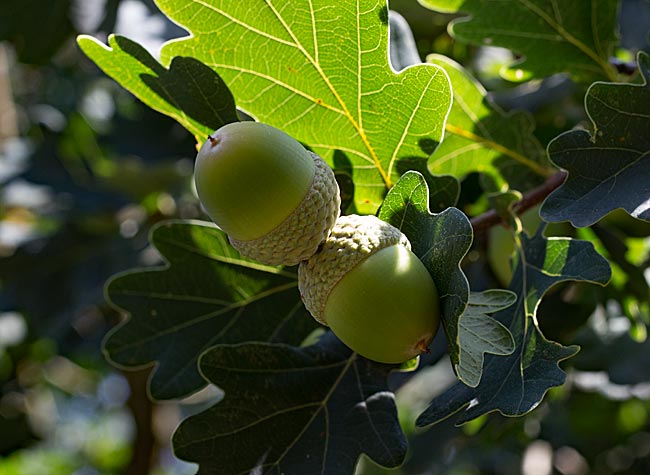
[444,123,553,177]
[190,352,358,475]
[108,281,298,352]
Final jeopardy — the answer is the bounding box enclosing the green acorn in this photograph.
[194,121,340,265]
[299,214,441,363]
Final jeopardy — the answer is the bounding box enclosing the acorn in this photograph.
[487,205,575,286]
[194,121,340,266]
[299,215,441,363]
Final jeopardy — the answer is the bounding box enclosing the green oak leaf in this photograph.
[104,220,317,400]
[173,332,406,475]
[541,51,650,227]
[459,290,517,387]
[378,171,514,386]
[81,0,452,214]
[416,229,611,427]
[419,173,460,213]
[426,55,553,190]
[418,0,619,83]
[77,35,239,142]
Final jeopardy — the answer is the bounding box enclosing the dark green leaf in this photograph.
[173,333,406,475]
[417,229,611,426]
[104,220,317,400]
[541,52,650,227]
[379,172,514,386]
[418,0,619,82]
[424,174,461,212]
[77,35,239,141]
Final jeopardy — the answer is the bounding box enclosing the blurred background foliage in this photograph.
[0,0,649,474]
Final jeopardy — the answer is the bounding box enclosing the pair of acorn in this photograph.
[194,121,441,364]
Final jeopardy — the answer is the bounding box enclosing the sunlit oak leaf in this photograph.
[427,54,553,190]
[150,0,452,214]
[77,35,238,142]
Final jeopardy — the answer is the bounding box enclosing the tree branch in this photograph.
[470,171,568,234]
[123,368,157,475]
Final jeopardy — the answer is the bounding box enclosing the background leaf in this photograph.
[104,220,317,400]
[133,0,452,214]
[77,34,239,142]
[378,172,515,386]
[541,51,650,227]
[0,0,75,64]
[418,0,619,82]
[426,55,553,191]
[388,10,422,72]
[417,229,612,427]
[173,333,406,475]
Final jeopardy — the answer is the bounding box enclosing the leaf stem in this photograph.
[470,170,567,234]
[444,123,555,178]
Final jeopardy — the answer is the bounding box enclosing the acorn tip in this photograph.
[417,340,431,354]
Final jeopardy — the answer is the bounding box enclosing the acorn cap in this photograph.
[230,151,341,266]
[298,214,410,325]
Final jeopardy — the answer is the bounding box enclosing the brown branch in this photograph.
[470,171,568,234]
[123,368,157,475]
[0,45,18,145]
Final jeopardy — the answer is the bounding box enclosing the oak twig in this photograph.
[470,171,568,234]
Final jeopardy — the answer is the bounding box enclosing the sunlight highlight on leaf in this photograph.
[154,0,452,213]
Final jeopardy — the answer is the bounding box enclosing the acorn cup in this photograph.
[299,214,441,364]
